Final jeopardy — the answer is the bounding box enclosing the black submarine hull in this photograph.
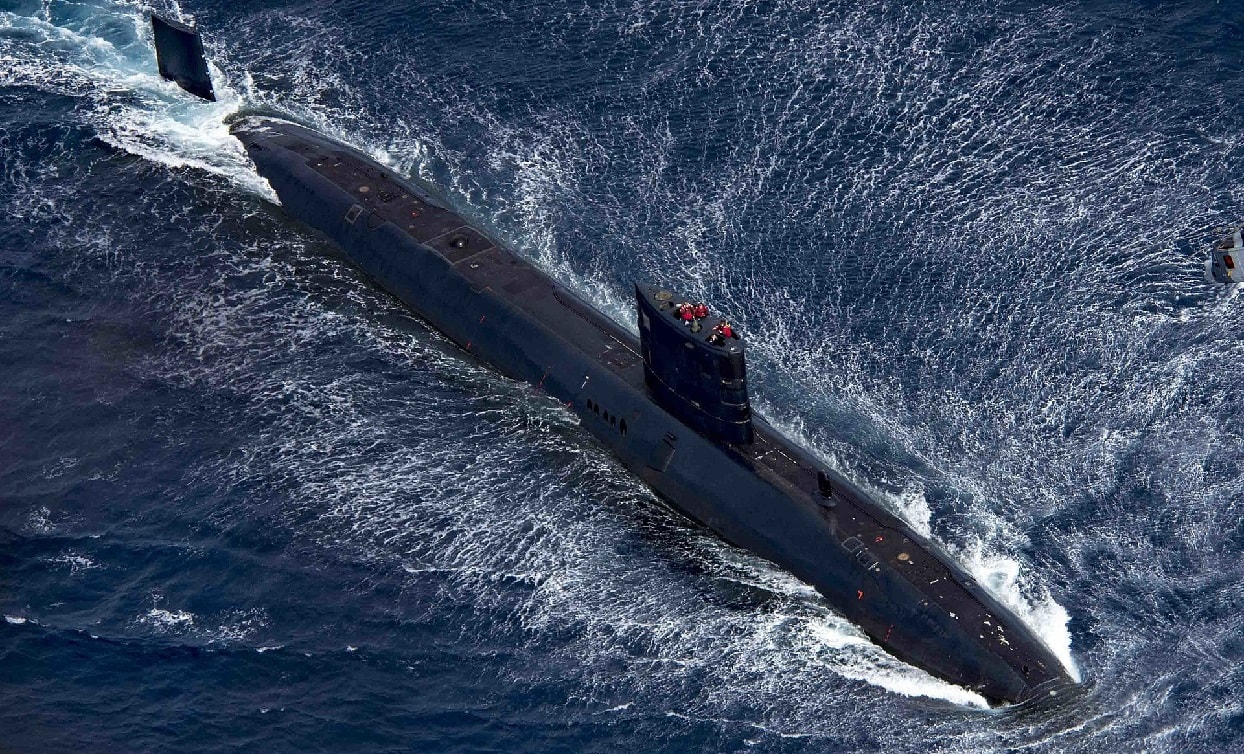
[230,116,1075,705]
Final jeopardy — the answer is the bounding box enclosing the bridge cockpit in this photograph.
[636,285,753,445]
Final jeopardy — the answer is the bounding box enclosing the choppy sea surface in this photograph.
[3,0,1243,751]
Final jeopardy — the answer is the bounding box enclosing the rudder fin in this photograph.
[151,14,215,102]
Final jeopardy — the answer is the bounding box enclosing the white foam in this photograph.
[800,612,990,708]
[140,607,195,630]
[25,506,55,534]
[40,457,80,480]
[48,552,100,574]
[885,483,935,540]
[206,608,269,644]
[5,615,28,625]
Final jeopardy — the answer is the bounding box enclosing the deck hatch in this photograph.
[648,433,677,472]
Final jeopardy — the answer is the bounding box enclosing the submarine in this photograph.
[152,15,1076,705]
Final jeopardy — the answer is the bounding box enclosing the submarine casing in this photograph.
[230,117,1074,705]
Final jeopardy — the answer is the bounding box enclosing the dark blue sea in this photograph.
[3,0,1244,750]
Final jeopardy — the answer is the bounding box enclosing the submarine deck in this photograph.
[265,124,1062,694]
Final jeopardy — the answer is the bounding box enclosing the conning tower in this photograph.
[637,284,753,445]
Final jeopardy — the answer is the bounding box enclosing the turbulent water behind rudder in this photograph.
[3,0,1244,751]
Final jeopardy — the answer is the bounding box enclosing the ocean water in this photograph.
[2,0,1243,751]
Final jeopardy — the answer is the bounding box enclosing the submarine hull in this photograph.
[230,117,1075,705]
